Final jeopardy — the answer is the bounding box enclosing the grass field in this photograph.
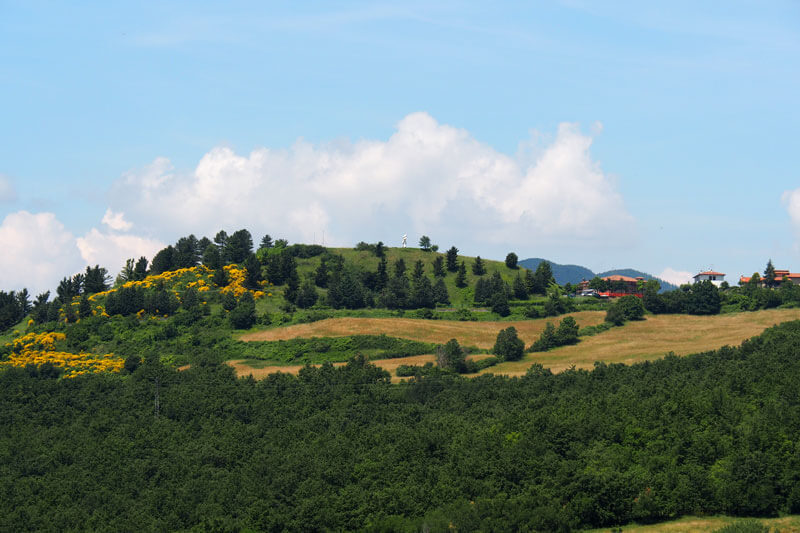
[240,311,606,349]
[237,308,800,379]
[586,515,800,532]
[258,246,533,312]
[484,308,800,376]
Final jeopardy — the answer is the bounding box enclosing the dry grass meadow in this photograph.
[484,308,800,376]
[239,311,606,349]
[234,309,800,379]
[586,515,800,532]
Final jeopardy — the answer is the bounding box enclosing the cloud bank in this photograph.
[2,113,636,295]
[658,267,693,287]
[0,210,164,295]
[111,112,635,252]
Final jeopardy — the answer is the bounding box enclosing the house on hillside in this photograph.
[693,270,725,287]
[577,275,644,298]
[740,269,800,286]
[602,275,644,296]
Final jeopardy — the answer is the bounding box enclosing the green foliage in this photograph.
[505,252,518,269]
[0,290,28,332]
[472,256,486,275]
[228,292,256,329]
[436,338,467,372]
[445,246,459,272]
[490,291,510,317]
[529,316,580,351]
[492,326,524,360]
[6,322,800,529]
[240,334,437,364]
[418,235,431,251]
[686,280,722,315]
[606,295,645,325]
[455,261,467,288]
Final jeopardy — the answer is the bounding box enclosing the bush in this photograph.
[553,316,579,346]
[493,327,524,361]
[395,362,437,377]
[606,295,645,325]
[436,339,467,372]
[465,356,499,373]
[490,292,510,317]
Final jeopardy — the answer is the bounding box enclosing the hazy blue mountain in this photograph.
[519,258,679,292]
[518,258,595,285]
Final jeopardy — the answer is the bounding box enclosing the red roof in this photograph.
[602,275,640,283]
[695,271,725,277]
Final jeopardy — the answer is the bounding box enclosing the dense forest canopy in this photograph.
[3,322,800,530]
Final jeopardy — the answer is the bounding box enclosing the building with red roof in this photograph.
[693,270,726,286]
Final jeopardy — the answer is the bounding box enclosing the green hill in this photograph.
[288,246,529,310]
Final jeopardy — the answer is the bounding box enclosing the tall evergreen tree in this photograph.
[376,257,388,291]
[84,265,110,294]
[446,246,459,272]
[411,276,435,309]
[394,258,407,278]
[764,259,777,288]
[455,261,468,288]
[432,256,445,278]
[412,260,425,281]
[203,244,222,270]
[433,278,450,305]
[224,229,254,264]
[472,256,486,276]
[150,246,176,275]
[134,257,148,280]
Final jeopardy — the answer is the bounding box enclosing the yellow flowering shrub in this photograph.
[1,331,123,377]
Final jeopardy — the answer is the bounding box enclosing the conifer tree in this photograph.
[455,261,467,288]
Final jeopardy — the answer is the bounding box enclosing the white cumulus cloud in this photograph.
[76,228,164,273]
[109,112,635,255]
[658,267,693,286]
[0,211,83,294]
[101,208,133,231]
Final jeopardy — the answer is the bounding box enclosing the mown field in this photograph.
[484,308,800,376]
[235,308,800,378]
[587,515,800,532]
[239,311,606,348]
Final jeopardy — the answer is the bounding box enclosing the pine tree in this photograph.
[433,278,450,305]
[432,256,445,278]
[446,246,459,272]
[764,259,777,288]
[513,274,528,300]
[376,257,388,291]
[455,261,467,288]
[412,260,425,281]
[472,256,486,276]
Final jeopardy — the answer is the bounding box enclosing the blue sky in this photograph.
[1,1,799,293]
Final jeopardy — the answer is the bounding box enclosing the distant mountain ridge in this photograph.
[519,258,679,292]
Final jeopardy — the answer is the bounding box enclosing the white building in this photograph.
[693,270,725,286]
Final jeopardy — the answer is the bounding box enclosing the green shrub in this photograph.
[493,327,524,361]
